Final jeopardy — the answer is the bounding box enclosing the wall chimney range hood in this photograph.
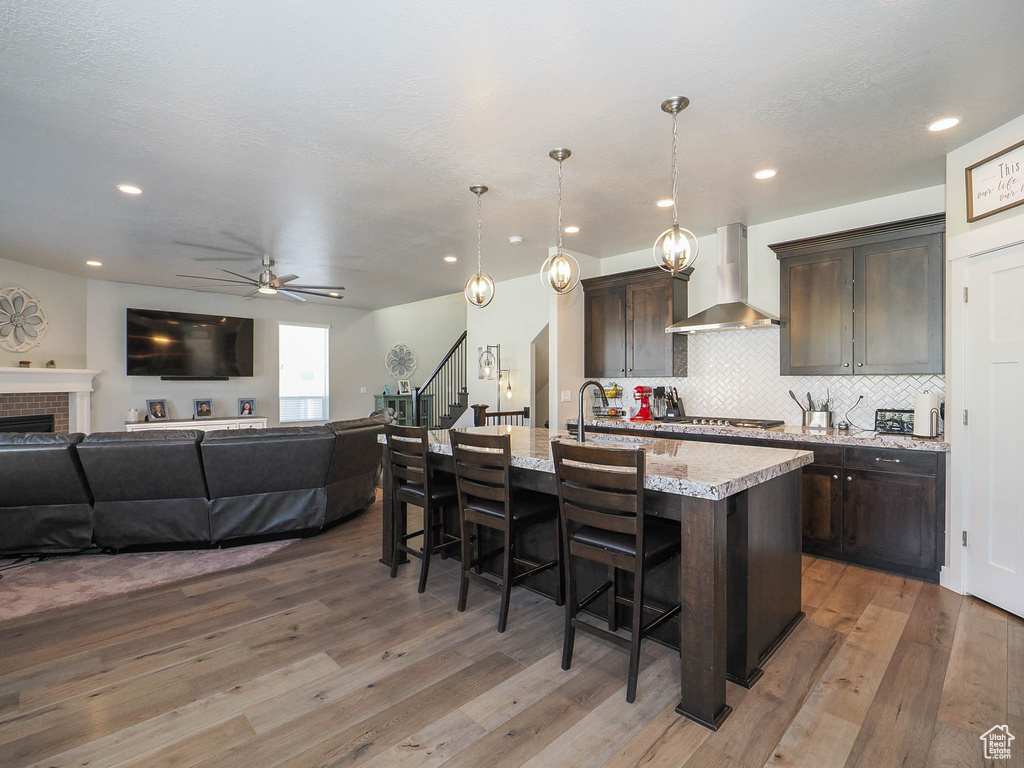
[665,222,780,334]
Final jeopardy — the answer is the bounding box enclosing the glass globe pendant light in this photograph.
[540,148,581,294]
[653,97,699,275]
[464,185,495,308]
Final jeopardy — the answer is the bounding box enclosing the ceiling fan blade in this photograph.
[275,273,300,284]
[284,284,346,290]
[173,240,261,257]
[193,255,258,262]
[287,288,344,299]
[175,274,257,285]
[218,268,256,281]
[277,289,307,303]
[219,232,265,252]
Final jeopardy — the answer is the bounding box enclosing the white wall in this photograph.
[354,290,466,413]
[85,280,372,432]
[0,257,88,369]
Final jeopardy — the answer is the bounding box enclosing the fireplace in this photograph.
[0,414,55,433]
[0,393,69,433]
[0,368,100,434]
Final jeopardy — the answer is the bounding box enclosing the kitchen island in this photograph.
[379,426,813,730]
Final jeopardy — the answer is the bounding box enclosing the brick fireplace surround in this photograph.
[0,392,70,433]
[0,368,101,433]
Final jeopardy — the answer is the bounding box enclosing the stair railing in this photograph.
[413,331,467,429]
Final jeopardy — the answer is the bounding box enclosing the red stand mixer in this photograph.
[630,385,653,422]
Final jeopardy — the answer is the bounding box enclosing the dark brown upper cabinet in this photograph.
[582,267,690,379]
[771,214,945,376]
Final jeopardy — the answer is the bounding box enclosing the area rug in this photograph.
[0,540,295,622]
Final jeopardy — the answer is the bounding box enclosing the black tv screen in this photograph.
[126,308,254,377]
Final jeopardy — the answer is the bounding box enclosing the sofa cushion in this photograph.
[79,430,207,501]
[0,432,91,506]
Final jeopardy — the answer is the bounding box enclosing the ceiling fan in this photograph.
[177,255,345,303]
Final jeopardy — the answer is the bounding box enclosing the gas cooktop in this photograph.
[659,416,785,429]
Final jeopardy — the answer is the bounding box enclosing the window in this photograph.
[279,323,329,422]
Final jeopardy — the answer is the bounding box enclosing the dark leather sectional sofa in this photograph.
[0,414,389,556]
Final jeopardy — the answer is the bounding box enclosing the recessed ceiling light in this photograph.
[508,235,524,246]
[928,117,960,132]
[656,199,674,208]
[117,184,142,195]
[329,292,339,297]
[85,260,102,267]
[754,169,777,180]
[563,226,580,234]
[443,255,458,263]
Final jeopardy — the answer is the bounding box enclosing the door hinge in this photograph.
[963,286,969,302]
[963,409,968,426]
[962,530,968,547]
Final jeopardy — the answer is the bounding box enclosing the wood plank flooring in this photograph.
[1,495,1021,768]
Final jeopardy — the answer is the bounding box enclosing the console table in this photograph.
[125,417,268,432]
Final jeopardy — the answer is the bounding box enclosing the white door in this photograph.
[966,243,1024,618]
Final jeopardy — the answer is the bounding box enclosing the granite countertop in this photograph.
[378,425,812,501]
[566,417,950,453]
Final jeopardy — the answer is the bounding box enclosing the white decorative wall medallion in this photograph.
[384,343,418,379]
[0,287,48,353]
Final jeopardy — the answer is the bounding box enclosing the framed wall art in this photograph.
[965,138,1024,222]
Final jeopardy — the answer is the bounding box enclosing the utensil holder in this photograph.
[802,410,833,429]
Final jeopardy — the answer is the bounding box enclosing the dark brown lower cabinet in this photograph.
[842,468,938,573]
[800,464,843,552]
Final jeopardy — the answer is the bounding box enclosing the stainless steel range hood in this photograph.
[665,222,780,334]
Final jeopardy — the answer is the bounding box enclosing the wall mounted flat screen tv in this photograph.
[126,308,254,378]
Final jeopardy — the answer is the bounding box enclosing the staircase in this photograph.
[413,331,468,429]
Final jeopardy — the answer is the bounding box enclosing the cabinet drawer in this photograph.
[843,447,936,476]
[789,442,842,467]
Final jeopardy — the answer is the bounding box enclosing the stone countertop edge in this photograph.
[378,428,814,501]
[566,418,951,453]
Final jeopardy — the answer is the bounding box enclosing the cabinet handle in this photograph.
[628,368,633,372]
[832,474,839,480]
[857,362,864,367]
[846,476,853,482]
[843,362,850,368]
[620,368,625,372]
[875,457,901,463]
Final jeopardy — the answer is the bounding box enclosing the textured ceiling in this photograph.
[1,0,1022,309]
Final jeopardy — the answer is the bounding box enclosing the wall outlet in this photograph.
[360,386,367,394]
[561,391,572,402]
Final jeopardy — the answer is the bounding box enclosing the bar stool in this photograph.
[450,430,564,632]
[551,439,681,703]
[385,424,460,593]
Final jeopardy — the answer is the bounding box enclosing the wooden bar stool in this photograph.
[450,430,563,632]
[385,424,460,593]
[551,439,681,703]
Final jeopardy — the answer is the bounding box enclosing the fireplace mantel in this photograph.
[0,367,101,432]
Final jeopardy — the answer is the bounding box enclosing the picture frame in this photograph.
[398,380,411,395]
[193,398,215,419]
[146,399,169,420]
[965,137,1024,222]
[238,398,257,417]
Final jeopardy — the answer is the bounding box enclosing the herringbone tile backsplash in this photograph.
[600,328,945,429]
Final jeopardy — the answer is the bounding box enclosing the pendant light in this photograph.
[540,148,580,294]
[465,185,495,308]
[653,97,699,275]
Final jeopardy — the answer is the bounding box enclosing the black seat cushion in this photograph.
[396,473,457,505]
[464,490,558,524]
[571,518,680,566]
